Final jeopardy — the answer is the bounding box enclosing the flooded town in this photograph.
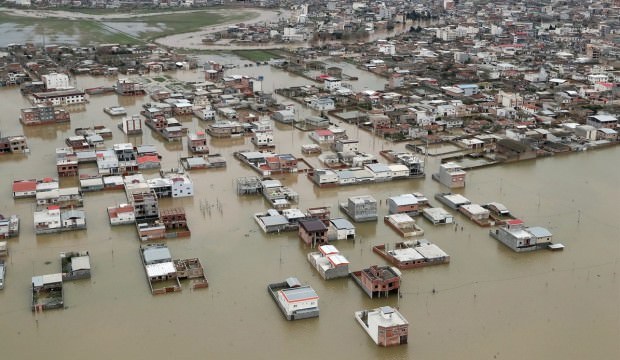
[0,0,618,359]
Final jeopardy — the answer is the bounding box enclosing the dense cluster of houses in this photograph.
[1,0,616,347]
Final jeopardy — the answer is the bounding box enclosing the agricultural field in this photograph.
[0,8,256,45]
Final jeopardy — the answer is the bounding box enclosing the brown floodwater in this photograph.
[0,58,618,360]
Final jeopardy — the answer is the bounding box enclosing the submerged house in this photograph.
[298,218,329,247]
[432,162,466,188]
[329,217,356,240]
[107,204,136,225]
[34,206,86,234]
[350,265,401,298]
[187,131,209,154]
[422,207,454,225]
[60,251,91,281]
[354,306,408,347]
[32,273,64,312]
[373,240,450,269]
[173,258,208,290]
[12,179,37,198]
[489,219,557,252]
[254,208,306,233]
[0,215,20,239]
[384,213,424,237]
[140,243,181,295]
[387,193,429,215]
[307,245,350,280]
[267,277,319,320]
[459,203,492,226]
[340,195,377,222]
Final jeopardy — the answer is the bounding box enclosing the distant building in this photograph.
[586,114,617,129]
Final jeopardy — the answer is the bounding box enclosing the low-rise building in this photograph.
[354,306,408,347]
[20,105,70,125]
[107,204,135,225]
[384,214,424,237]
[298,218,329,247]
[34,206,86,234]
[0,135,29,154]
[373,240,450,269]
[140,244,181,295]
[350,265,401,299]
[340,195,378,222]
[388,194,421,215]
[31,89,86,106]
[422,207,454,225]
[267,277,319,320]
[307,245,350,280]
[432,162,466,188]
[60,251,91,281]
[459,203,492,226]
[0,215,19,239]
[329,217,355,240]
[489,219,556,252]
[115,78,145,96]
[586,114,617,129]
[32,273,64,312]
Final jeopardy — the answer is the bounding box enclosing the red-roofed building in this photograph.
[137,155,161,170]
[309,129,335,144]
[12,179,37,198]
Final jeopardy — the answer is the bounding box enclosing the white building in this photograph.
[377,41,396,55]
[107,204,136,225]
[433,162,466,188]
[323,77,342,92]
[307,244,350,280]
[354,306,409,346]
[456,84,480,96]
[251,132,274,147]
[329,218,355,240]
[490,219,554,252]
[34,206,62,232]
[308,97,335,111]
[165,173,194,198]
[42,73,70,90]
[335,139,359,153]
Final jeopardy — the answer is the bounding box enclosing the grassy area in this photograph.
[107,10,257,41]
[0,8,258,45]
[232,50,283,62]
[0,12,140,45]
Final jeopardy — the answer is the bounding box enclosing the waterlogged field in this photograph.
[0,9,255,45]
[0,12,139,45]
[106,11,253,41]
